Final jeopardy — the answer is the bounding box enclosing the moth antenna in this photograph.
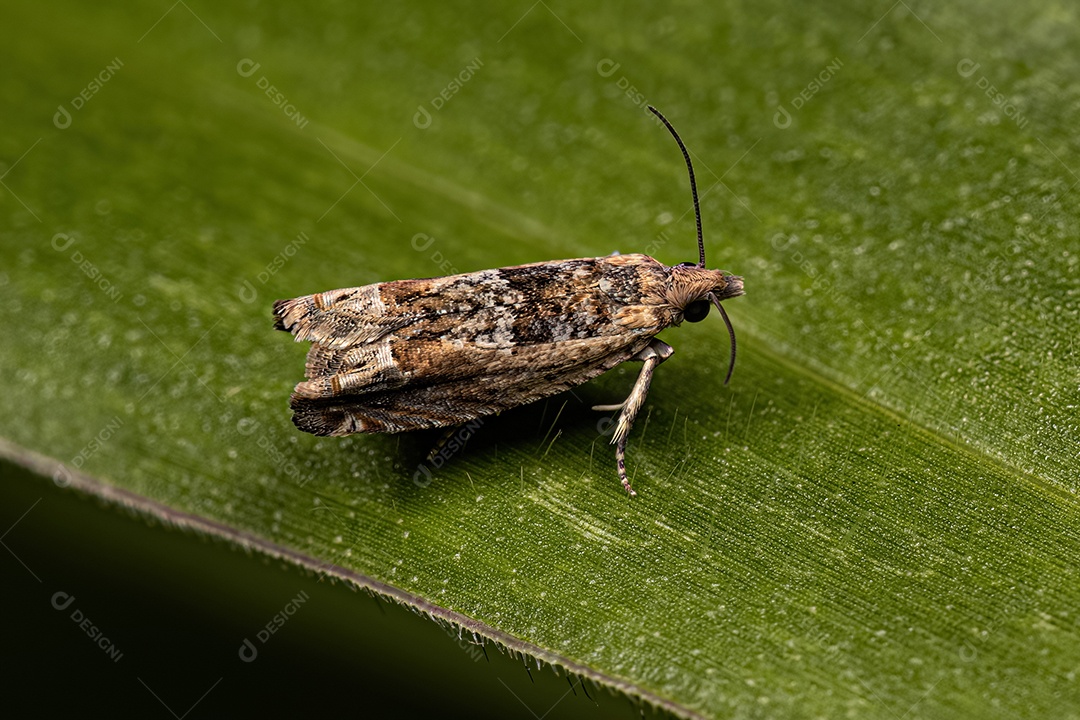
[709,292,737,384]
[648,105,705,267]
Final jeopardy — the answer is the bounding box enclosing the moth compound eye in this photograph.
[684,299,710,323]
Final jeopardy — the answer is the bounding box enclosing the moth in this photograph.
[273,106,744,496]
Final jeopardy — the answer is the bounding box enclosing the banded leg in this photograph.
[426,425,460,462]
[593,339,674,496]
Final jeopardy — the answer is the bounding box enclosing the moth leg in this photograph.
[608,339,674,496]
[427,426,460,462]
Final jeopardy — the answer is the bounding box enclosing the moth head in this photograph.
[669,263,744,321]
[667,262,744,384]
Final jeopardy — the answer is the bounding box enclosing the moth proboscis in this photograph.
[273,105,744,496]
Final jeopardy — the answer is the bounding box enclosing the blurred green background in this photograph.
[2,1,1078,718]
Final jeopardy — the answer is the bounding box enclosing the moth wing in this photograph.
[273,284,408,349]
[273,255,669,350]
[276,254,674,435]
[289,335,653,435]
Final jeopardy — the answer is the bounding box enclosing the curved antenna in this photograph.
[648,105,705,267]
[708,292,738,384]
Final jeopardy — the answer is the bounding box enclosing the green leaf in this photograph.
[3,1,1078,718]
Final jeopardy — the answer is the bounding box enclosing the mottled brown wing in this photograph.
[273,254,675,435]
[288,335,653,434]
